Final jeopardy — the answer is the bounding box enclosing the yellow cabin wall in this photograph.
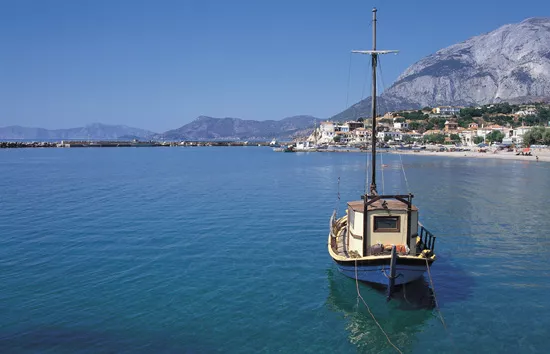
[347,209,364,257]
[347,207,419,256]
[367,210,408,248]
[409,211,418,255]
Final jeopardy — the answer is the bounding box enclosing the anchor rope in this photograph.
[354,260,403,354]
[402,283,411,305]
[424,258,447,330]
[425,258,459,352]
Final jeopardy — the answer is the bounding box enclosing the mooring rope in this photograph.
[354,260,403,354]
[424,258,447,330]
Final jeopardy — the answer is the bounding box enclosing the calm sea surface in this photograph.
[1,147,549,353]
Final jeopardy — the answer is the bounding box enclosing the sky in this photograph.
[1,0,549,132]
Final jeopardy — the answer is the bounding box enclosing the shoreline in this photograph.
[387,149,550,162]
[2,140,548,163]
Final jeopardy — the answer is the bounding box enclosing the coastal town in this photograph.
[299,102,550,148]
[3,102,550,162]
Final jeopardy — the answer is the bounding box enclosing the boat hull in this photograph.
[334,261,428,286]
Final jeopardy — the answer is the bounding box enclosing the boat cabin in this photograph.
[346,196,418,257]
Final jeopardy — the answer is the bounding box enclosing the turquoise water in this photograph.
[1,147,549,353]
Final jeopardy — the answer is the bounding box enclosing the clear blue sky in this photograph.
[1,0,548,132]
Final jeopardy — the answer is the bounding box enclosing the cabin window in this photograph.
[373,216,400,232]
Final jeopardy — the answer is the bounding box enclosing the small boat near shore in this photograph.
[328,8,437,300]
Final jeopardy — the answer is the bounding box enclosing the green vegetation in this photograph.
[473,136,484,144]
[522,126,550,146]
[449,133,461,143]
[422,133,446,144]
[401,110,429,121]
[385,102,550,133]
[485,130,505,143]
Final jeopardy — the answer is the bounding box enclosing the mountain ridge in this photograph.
[0,123,157,140]
[332,17,550,120]
[161,115,323,140]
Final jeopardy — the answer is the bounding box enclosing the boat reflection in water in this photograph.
[325,268,435,351]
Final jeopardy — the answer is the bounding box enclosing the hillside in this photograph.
[333,17,550,120]
[0,123,156,140]
[161,115,323,140]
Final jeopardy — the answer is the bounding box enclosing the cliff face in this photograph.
[333,17,550,120]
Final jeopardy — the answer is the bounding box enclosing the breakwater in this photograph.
[0,141,280,149]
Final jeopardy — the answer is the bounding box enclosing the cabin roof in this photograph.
[348,199,418,212]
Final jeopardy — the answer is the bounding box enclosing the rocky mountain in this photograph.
[161,115,323,140]
[333,17,550,121]
[0,123,156,140]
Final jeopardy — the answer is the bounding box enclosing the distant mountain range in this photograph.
[6,18,550,140]
[0,116,323,141]
[0,123,157,140]
[333,17,550,121]
[161,115,322,141]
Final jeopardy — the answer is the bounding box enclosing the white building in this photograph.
[502,126,531,146]
[318,121,335,144]
[433,106,462,115]
[515,108,537,116]
[393,122,409,130]
[377,131,402,141]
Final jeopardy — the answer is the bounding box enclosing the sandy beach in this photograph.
[389,147,550,162]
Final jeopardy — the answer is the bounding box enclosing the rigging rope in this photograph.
[345,52,353,110]
[334,176,341,216]
[354,260,403,354]
[361,57,372,100]
[398,152,410,194]
[377,58,391,116]
[365,145,370,194]
[380,151,385,195]
[378,57,411,195]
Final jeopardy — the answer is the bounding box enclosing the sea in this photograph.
[1,147,549,353]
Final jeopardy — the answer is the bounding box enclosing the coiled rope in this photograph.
[354,260,403,354]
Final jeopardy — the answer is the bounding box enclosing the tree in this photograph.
[333,135,341,143]
[473,136,484,144]
[409,121,423,131]
[357,118,364,122]
[422,106,432,112]
[449,134,461,143]
[486,130,505,143]
[424,133,446,144]
[522,126,550,146]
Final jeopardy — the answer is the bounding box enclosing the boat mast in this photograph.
[370,8,378,195]
[351,8,398,197]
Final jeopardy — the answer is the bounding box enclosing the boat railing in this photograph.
[329,210,337,237]
[418,222,436,252]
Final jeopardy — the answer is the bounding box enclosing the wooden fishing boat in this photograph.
[327,8,437,299]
